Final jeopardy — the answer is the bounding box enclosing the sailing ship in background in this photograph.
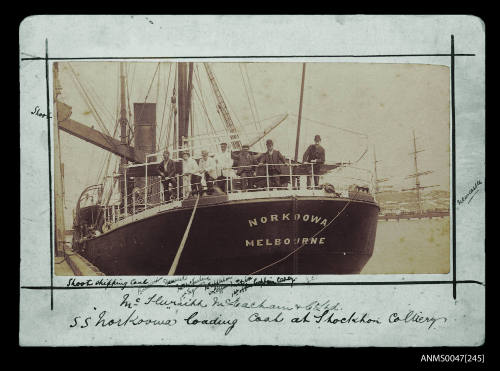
[374,130,450,221]
[54,61,379,276]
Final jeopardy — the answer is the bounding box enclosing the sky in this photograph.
[57,61,450,227]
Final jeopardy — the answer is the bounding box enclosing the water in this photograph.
[361,217,450,274]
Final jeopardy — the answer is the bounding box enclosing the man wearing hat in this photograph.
[157,150,178,201]
[256,139,288,189]
[233,144,256,191]
[302,135,326,189]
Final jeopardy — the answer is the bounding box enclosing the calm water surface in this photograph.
[362,216,450,274]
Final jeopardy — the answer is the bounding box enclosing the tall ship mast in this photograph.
[402,129,438,214]
[56,62,379,275]
[376,130,446,220]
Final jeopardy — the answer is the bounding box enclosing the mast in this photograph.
[412,130,422,213]
[119,62,129,208]
[177,62,186,149]
[173,102,178,155]
[177,62,193,150]
[53,62,65,257]
[402,130,438,214]
[373,146,388,194]
[187,63,194,154]
[294,63,306,162]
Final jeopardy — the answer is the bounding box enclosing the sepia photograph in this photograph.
[52,61,450,276]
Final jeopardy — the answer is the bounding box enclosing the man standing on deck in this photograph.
[303,135,325,189]
[233,144,256,191]
[215,142,234,193]
[256,139,288,189]
[158,150,177,201]
[198,150,218,195]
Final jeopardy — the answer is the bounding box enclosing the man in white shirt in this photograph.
[214,142,234,193]
[182,152,201,196]
[198,150,217,195]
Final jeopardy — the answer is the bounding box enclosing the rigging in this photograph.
[129,62,161,144]
[203,63,242,150]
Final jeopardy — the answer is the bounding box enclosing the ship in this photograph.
[54,61,379,276]
[374,132,450,221]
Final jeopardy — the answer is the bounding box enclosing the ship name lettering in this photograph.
[248,213,328,227]
[245,237,326,247]
[95,309,177,327]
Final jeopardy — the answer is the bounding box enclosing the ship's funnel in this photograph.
[133,103,160,204]
[134,103,157,158]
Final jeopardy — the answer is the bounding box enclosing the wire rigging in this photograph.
[239,64,259,131]
[66,63,120,159]
[128,62,161,144]
[158,63,173,151]
[244,64,263,130]
[165,64,178,151]
[96,65,122,186]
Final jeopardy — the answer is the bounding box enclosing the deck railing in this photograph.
[96,162,373,230]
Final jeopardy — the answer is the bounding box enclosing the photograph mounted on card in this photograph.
[19,15,485,348]
[54,61,450,277]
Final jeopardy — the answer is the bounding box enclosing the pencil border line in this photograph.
[21,53,475,61]
[21,279,484,291]
[451,35,457,300]
[44,39,54,311]
[24,36,480,309]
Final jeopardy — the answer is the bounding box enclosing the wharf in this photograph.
[379,210,450,221]
[54,247,104,276]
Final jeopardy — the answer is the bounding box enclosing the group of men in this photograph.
[157,135,325,201]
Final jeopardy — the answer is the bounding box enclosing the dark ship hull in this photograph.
[74,194,379,275]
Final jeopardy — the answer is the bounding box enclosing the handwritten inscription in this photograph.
[312,310,381,324]
[64,277,449,340]
[31,105,51,119]
[249,312,284,323]
[184,312,238,335]
[67,283,449,338]
[388,310,447,329]
[67,277,147,289]
[143,293,208,309]
[457,180,482,206]
[70,309,177,328]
